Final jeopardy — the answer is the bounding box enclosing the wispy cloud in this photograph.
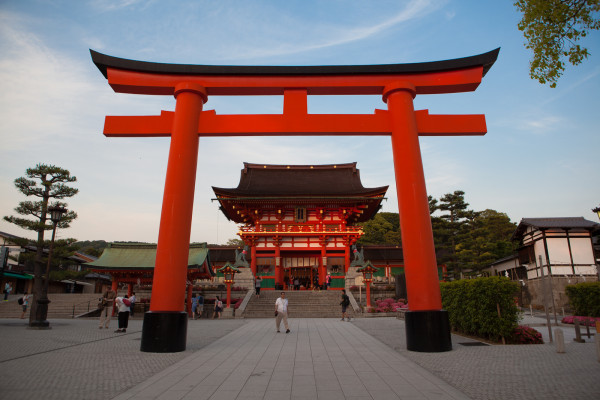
[540,66,600,107]
[89,0,145,12]
[211,0,445,61]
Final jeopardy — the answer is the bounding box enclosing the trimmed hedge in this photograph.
[565,282,600,317]
[440,276,519,342]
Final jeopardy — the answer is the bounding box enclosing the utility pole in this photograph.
[538,255,553,343]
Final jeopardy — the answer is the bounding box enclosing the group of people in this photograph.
[191,292,205,319]
[286,273,333,291]
[93,282,351,332]
[97,288,136,333]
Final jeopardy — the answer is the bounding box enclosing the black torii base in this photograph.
[140,311,187,353]
[405,310,452,352]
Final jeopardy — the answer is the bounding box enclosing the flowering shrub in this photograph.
[561,315,600,326]
[371,298,407,313]
[507,325,543,344]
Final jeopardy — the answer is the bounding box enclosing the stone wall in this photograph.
[524,275,598,312]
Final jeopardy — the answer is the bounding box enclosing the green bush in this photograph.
[565,282,600,317]
[440,276,519,342]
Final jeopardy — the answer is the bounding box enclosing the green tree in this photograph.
[74,240,109,257]
[3,164,78,325]
[455,210,518,274]
[358,212,402,246]
[226,238,245,247]
[515,0,600,87]
[437,190,472,278]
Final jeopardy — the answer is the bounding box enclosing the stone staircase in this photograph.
[0,293,102,319]
[242,290,357,318]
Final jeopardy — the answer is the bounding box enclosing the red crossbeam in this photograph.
[103,109,485,137]
[106,66,484,96]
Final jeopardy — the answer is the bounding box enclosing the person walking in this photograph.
[213,296,223,319]
[4,282,12,301]
[114,294,130,333]
[340,289,350,321]
[274,292,290,333]
[20,292,30,319]
[255,276,261,298]
[293,277,300,291]
[191,293,199,319]
[98,287,116,329]
[197,292,204,318]
[326,273,332,290]
[129,292,136,317]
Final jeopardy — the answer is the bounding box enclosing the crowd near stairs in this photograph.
[242,289,355,319]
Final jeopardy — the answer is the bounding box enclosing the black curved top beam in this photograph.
[90,48,500,80]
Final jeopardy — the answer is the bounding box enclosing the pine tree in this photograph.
[4,164,78,326]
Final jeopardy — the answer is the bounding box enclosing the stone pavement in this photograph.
[0,316,598,400]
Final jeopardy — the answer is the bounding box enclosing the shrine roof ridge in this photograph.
[242,162,358,171]
[90,48,500,79]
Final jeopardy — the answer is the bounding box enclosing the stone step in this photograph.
[241,290,356,318]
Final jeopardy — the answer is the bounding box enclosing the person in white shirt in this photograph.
[114,295,130,333]
[274,292,290,333]
[20,292,30,319]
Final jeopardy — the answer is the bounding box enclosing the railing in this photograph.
[72,299,95,318]
[239,225,363,234]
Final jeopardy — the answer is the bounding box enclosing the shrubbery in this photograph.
[565,282,600,317]
[440,276,520,342]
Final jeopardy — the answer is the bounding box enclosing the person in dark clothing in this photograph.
[340,289,350,321]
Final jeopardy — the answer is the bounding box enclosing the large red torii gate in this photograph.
[91,48,499,353]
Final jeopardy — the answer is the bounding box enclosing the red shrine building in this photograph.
[213,162,387,290]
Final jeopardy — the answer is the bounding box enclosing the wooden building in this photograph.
[213,163,387,290]
[87,242,214,293]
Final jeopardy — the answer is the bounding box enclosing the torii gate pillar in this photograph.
[385,82,450,351]
[140,83,206,352]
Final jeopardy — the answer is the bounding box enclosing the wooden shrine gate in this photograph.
[91,48,499,352]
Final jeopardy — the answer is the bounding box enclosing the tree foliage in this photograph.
[226,238,245,247]
[4,164,78,233]
[357,212,402,246]
[358,191,518,279]
[3,164,78,322]
[74,240,109,257]
[515,0,600,87]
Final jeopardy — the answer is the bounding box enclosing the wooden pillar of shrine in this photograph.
[384,82,451,352]
[319,243,327,287]
[274,244,282,289]
[250,246,257,277]
[344,243,350,274]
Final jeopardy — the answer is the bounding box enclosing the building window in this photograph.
[295,207,306,222]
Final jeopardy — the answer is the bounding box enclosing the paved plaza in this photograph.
[0,316,598,400]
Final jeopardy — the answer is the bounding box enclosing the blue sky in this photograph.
[1,0,599,244]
